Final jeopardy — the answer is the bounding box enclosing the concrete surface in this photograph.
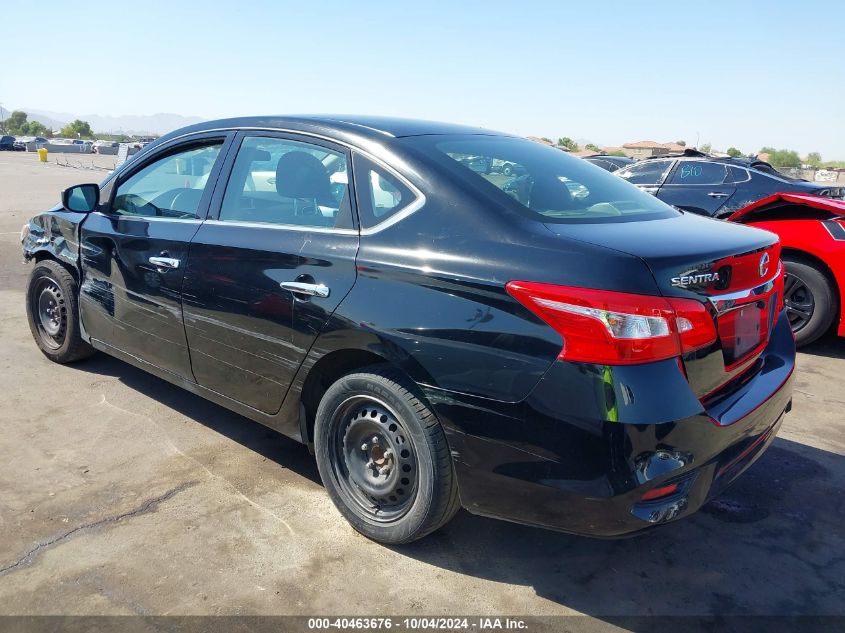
[0,151,843,618]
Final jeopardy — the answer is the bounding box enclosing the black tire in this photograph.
[782,257,836,347]
[314,366,460,544]
[26,259,95,363]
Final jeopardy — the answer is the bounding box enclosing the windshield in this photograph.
[405,135,679,223]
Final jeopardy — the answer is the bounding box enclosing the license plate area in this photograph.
[718,297,774,369]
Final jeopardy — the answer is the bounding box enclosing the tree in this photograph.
[2,110,30,134]
[557,137,579,151]
[585,143,600,152]
[761,148,801,168]
[540,137,553,144]
[726,147,743,157]
[24,120,49,136]
[676,140,686,147]
[59,119,94,138]
[606,150,628,157]
[806,152,822,167]
[699,142,712,154]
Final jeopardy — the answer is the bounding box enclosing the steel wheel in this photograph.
[783,271,814,334]
[328,396,418,523]
[31,275,67,350]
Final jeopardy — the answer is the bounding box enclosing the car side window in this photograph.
[617,160,673,185]
[726,166,751,184]
[352,153,418,229]
[219,136,353,229]
[667,161,728,185]
[111,142,223,218]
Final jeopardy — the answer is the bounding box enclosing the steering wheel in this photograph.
[169,190,196,217]
[294,199,319,217]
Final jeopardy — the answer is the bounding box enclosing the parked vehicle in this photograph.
[491,159,526,176]
[585,154,635,172]
[616,149,843,217]
[727,193,845,346]
[12,137,28,151]
[0,135,15,151]
[615,150,845,346]
[21,116,793,544]
[92,140,119,154]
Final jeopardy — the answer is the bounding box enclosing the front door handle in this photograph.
[148,256,180,270]
[280,281,330,298]
[707,192,730,198]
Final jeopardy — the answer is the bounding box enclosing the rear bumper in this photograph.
[427,311,795,537]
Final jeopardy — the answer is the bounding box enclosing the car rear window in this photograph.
[406,135,678,223]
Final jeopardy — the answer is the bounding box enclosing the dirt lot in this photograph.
[0,151,843,620]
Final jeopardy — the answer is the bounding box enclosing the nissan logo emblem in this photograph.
[759,252,770,277]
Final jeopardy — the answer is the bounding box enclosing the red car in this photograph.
[728,192,845,346]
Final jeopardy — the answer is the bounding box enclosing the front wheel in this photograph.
[314,366,460,544]
[782,257,837,347]
[26,259,94,363]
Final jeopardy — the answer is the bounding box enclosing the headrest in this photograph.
[529,175,574,211]
[275,151,332,204]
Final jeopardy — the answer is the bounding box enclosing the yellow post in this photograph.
[37,147,48,162]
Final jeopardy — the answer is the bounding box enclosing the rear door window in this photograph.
[219,136,353,229]
[666,161,728,185]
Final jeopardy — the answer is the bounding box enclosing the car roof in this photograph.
[641,147,774,170]
[156,115,513,146]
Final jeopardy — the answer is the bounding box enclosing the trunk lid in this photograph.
[545,212,783,398]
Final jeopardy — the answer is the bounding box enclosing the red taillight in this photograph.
[505,282,717,365]
[669,297,717,353]
[640,483,679,501]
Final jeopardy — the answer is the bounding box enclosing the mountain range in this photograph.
[20,108,205,135]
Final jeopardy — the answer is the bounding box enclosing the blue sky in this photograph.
[2,0,844,158]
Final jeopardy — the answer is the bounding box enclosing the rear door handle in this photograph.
[280,281,330,298]
[148,256,180,270]
[707,192,730,198]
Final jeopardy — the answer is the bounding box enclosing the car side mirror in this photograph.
[62,183,100,213]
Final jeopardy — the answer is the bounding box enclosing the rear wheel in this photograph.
[314,366,459,544]
[782,257,836,347]
[26,260,94,363]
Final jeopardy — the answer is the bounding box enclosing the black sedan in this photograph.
[0,135,16,151]
[616,149,842,217]
[21,116,794,544]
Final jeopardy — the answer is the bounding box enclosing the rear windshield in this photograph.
[404,135,679,223]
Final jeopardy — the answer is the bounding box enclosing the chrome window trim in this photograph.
[203,219,357,235]
[91,211,203,224]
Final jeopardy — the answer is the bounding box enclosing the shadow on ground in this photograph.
[73,352,844,618]
[75,353,321,485]
[800,331,845,360]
